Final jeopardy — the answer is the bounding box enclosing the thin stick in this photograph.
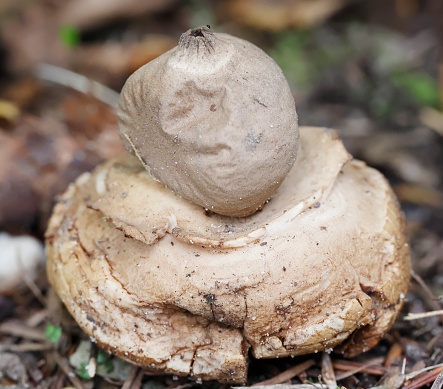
[130,369,145,389]
[333,358,386,376]
[404,365,443,389]
[121,366,139,389]
[335,360,386,381]
[321,353,337,389]
[411,270,443,326]
[26,309,49,327]
[0,320,46,341]
[52,351,85,389]
[35,63,120,108]
[404,310,443,320]
[0,343,54,352]
[405,363,443,381]
[22,270,47,306]
[54,371,66,389]
[252,359,316,386]
[431,368,443,389]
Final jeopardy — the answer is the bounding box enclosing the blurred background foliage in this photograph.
[1,1,443,388]
[0,0,442,234]
[0,0,442,236]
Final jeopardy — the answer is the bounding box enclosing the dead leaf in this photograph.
[0,353,28,386]
[224,0,350,30]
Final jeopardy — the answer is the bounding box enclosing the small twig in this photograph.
[22,270,47,306]
[411,270,443,326]
[405,363,443,381]
[335,359,387,381]
[26,309,49,327]
[54,371,66,389]
[0,342,54,352]
[0,320,46,341]
[333,358,386,376]
[121,366,140,389]
[404,310,443,320]
[404,365,443,389]
[52,351,85,389]
[427,333,443,352]
[321,353,337,389]
[130,369,145,389]
[431,368,443,389]
[35,63,120,108]
[415,240,443,273]
[252,359,316,386]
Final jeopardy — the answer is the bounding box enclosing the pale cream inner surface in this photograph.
[88,127,351,248]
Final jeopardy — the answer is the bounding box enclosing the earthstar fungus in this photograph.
[117,25,299,217]
[46,26,411,384]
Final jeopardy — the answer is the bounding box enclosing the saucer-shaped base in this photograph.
[46,127,410,383]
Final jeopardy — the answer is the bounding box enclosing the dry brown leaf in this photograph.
[0,88,123,234]
[58,0,177,29]
[384,343,403,367]
[394,183,442,207]
[0,353,28,386]
[252,360,316,386]
[0,0,177,73]
[70,35,175,86]
[224,0,350,30]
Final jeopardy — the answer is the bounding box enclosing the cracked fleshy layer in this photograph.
[45,127,410,383]
[46,200,249,383]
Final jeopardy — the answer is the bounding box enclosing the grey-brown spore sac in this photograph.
[117,26,299,217]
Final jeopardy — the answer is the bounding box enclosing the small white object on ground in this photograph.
[0,232,46,293]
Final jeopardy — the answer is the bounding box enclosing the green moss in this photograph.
[59,24,80,48]
[392,70,441,109]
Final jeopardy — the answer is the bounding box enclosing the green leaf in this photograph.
[392,70,441,109]
[77,362,91,380]
[268,30,315,89]
[97,349,110,364]
[102,360,114,373]
[59,25,80,48]
[45,323,62,343]
[96,349,114,373]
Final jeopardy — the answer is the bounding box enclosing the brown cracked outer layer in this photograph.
[45,127,410,383]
